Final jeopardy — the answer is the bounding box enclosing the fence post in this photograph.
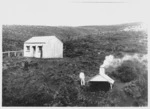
[14,52,17,56]
[8,51,10,57]
[21,50,23,57]
[3,50,23,58]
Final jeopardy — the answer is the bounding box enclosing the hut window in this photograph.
[26,46,30,51]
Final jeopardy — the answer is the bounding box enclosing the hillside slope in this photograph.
[2,22,147,54]
[3,22,146,41]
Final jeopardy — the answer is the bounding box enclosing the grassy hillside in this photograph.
[3,22,145,41]
[2,22,148,106]
[2,22,147,54]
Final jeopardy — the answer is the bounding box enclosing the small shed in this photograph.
[24,36,63,58]
[89,67,114,92]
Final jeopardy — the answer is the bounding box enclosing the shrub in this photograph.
[52,83,79,106]
[123,73,148,106]
[111,60,141,82]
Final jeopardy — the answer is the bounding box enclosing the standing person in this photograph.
[79,72,85,86]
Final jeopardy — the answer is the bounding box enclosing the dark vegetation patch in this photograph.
[3,38,23,52]
[109,60,147,83]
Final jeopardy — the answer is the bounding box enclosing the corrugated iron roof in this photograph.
[89,74,114,84]
[101,74,115,84]
[90,75,108,82]
[25,36,57,43]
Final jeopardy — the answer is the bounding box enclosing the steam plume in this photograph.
[101,54,147,68]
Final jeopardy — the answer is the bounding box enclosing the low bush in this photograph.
[110,60,145,82]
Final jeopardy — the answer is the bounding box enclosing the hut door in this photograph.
[38,46,43,58]
[32,46,36,57]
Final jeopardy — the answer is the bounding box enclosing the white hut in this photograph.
[24,36,63,58]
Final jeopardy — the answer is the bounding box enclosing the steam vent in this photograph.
[89,67,114,92]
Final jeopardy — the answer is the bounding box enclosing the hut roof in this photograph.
[102,74,115,84]
[90,75,108,82]
[89,74,114,84]
[25,36,58,44]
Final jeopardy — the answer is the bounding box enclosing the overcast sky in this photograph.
[1,0,149,26]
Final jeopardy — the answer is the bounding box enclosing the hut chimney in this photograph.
[99,67,105,75]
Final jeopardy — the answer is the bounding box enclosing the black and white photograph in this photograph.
[1,0,149,107]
